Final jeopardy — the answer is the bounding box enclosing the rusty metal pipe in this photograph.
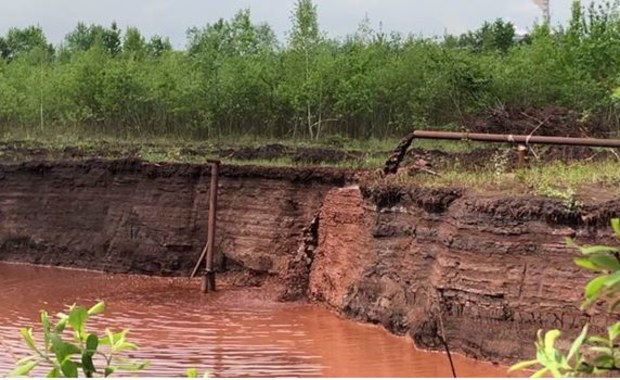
[202,159,220,293]
[412,131,620,148]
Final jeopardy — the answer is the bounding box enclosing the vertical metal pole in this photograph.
[517,144,528,169]
[202,160,220,293]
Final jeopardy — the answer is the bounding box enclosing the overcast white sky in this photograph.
[0,1,586,48]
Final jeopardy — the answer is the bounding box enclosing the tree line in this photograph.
[0,0,619,140]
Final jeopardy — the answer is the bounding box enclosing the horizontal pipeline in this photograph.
[412,131,620,148]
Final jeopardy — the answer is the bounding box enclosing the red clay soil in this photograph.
[310,184,620,363]
[0,159,351,282]
[1,157,620,364]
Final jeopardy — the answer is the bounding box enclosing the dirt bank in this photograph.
[1,158,619,364]
[384,132,620,174]
[464,105,616,138]
[309,185,620,362]
[0,159,352,288]
[0,140,368,165]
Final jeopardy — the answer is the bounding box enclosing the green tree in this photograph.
[287,0,325,139]
[123,27,146,58]
[0,26,54,61]
[64,22,122,56]
[146,35,172,57]
[457,19,515,53]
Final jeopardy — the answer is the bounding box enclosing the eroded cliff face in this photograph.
[309,185,620,362]
[2,158,619,363]
[0,159,347,280]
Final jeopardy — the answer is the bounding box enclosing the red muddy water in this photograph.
[0,263,513,377]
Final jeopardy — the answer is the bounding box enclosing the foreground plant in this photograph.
[8,301,149,378]
[510,218,620,377]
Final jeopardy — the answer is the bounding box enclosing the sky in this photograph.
[0,0,585,48]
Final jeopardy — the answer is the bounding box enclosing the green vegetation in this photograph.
[7,301,148,377]
[510,219,620,377]
[1,1,620,141]
[6,301,209,378]
[368,158,620,199]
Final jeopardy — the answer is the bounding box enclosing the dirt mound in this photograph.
[192,145,363,165]
[292,147,362,164]
[401,145,618,172]
[384,136,620,175]
[218,144,288,160]
[464,106,608,137]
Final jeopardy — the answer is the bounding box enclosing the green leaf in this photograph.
[16,355,38,366]
[114,341,138,352]
[82,335,98,377]
[54,320,66,333]
[187,368,198,378]
[41,311,51,350]
[46,368,61,378]
[87,301,105,316]
[544,330,561,352]
[532,368,549,378]
[82,352,96,376]
[50,333,80,363]
[587,336,609,345]
[68,307,88,335]
[611,218,620,238]
[580,245,619,255]
[61,359,78,378]
[20,328,39,353]
[609,322,620,341]
[54,314,67,333]
[590,346,613,354]
[604,271,620,288]
[508,359,539,372]
[574,257,599,271]
[567,325,588,361]
[590,255,620,271]
[594,354,615,367]
[85,334,99,352]
[585,275,609,301]
[9,360,37,376]
[101,329,129,346]
[104,366,115,377]
[116,360,149,371]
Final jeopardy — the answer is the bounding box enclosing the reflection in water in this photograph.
[0,263,510,377]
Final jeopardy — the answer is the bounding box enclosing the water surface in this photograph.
[0,263,511,377]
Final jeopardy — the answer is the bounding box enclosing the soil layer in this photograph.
[0,159,351,286]
[310,185,620,362]
[1,158,619,364]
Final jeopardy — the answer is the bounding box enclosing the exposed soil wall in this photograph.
[0,159,349,282]
[1,158,619,364]
[309,185,620,362]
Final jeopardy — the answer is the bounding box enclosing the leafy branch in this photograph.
[8,301,148,378]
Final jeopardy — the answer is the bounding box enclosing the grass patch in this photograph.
[376,160,620,200]
[2,134,619,200]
